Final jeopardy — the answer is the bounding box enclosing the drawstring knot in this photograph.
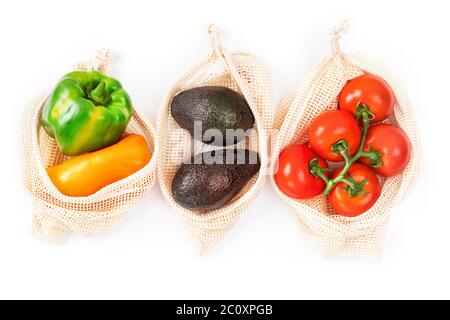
[95,48,114,74]
[330,20,349,55]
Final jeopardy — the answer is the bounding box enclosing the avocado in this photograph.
[171,86,255,146]
[172,149,260,211]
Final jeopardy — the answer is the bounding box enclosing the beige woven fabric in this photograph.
[271,25,421,259]
[157,26,273,254]
[22,49,159,242]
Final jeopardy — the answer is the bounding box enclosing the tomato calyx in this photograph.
[341,175,369,198]
[355,102,375,122]
[331,140,350,157]
[309,158,329,181]
[360,146,382,168]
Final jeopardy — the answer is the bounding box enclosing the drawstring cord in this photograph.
[95,48,114,74]
[208,24,223,55]
[330,19,349,55]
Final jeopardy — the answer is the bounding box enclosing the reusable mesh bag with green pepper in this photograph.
[22,49,158,242]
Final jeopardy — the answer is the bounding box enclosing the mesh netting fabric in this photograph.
[157,26,273,254]
[270,25,421,259]
[22,49,159,242]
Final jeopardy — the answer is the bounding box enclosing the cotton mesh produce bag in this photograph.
[271,22,421,259]
[22,48,159,242]
[157,25,273,254]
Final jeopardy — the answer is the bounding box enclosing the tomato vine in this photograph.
[309,102,383,196]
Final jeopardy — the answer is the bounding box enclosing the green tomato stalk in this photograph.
[309,102,382,197]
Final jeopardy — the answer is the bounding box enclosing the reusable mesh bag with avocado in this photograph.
[157,25,273,254]
[271,22,421,259]
[22,49,159,242]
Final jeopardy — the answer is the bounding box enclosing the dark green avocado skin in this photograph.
[170,86,255,146]
[172,149,260,211]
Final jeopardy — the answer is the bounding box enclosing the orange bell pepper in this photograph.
[47,134,151,197]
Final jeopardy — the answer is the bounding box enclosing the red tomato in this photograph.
[339,74,394,123]
[308,110,361,162]
[274,144,328,200]
[359,124,411,177]
[329,163,381,217]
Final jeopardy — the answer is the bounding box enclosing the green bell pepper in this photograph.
[41,70,133,156]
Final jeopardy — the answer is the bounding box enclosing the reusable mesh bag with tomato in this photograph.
[157,25,273,254]
[271,22,421,259]
[22,49,158,242]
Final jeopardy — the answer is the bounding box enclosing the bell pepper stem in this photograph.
[89,81,110,105]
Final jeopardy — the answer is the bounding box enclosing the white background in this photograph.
[1,0,448,300]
